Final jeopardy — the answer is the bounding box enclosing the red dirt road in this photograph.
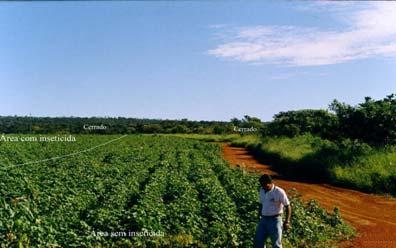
[221,144,396,248]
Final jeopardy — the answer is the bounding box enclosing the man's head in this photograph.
[259,174,273,191]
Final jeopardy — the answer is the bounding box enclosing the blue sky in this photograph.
[1,1,395,121]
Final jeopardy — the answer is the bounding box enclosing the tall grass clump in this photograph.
[331,147,396,194]
[228,134,396,195]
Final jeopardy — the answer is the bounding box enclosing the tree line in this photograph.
[1,94,395,146]
[0,116,239,135]
[268,94,396,146]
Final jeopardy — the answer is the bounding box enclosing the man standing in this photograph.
[254,174,291,248]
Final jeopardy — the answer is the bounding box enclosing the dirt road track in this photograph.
[221,144,396,248]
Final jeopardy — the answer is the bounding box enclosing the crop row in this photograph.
[0,135,354,247]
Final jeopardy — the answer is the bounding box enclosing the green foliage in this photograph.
[283,190,354,248]
[0,135,353,247]
[231,115,267,136]
[168,133,240,142]
[0,116,233,135]
[268,110,338,138]
[263,94,396,146]
[331,146,396,194]
[230,135,262,149]
[258,135,327,161]
[329,94,396,145]
[230,133,396,195]
[2,93,396,147]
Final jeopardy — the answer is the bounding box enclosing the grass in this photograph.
[227,135,261,148]
[234,134,396,195]
[178,133,396,196]
[161,133,241,142]
[331,148,396,194]
[256,135,326,161]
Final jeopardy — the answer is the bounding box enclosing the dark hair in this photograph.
[259,174,272,184]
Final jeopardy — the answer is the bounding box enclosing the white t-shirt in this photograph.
[259,184,290,216]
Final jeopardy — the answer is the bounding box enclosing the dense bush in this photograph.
[0,117,234,135]
[329,94,396,146]
[268,110,338,139]
[265,94,396,146]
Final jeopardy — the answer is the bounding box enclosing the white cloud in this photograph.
[269,71,328,81]
[208,2,396,66]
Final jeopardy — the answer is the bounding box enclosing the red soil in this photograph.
[221,144,396,248]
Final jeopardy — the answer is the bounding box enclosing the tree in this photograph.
[268,109,338,138]
[329,94,396,145]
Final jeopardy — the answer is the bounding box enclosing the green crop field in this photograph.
[0,135,353,247]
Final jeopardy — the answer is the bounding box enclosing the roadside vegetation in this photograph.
[180,132,396,196]
[232,135,396,195]
[180,94,396,196]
